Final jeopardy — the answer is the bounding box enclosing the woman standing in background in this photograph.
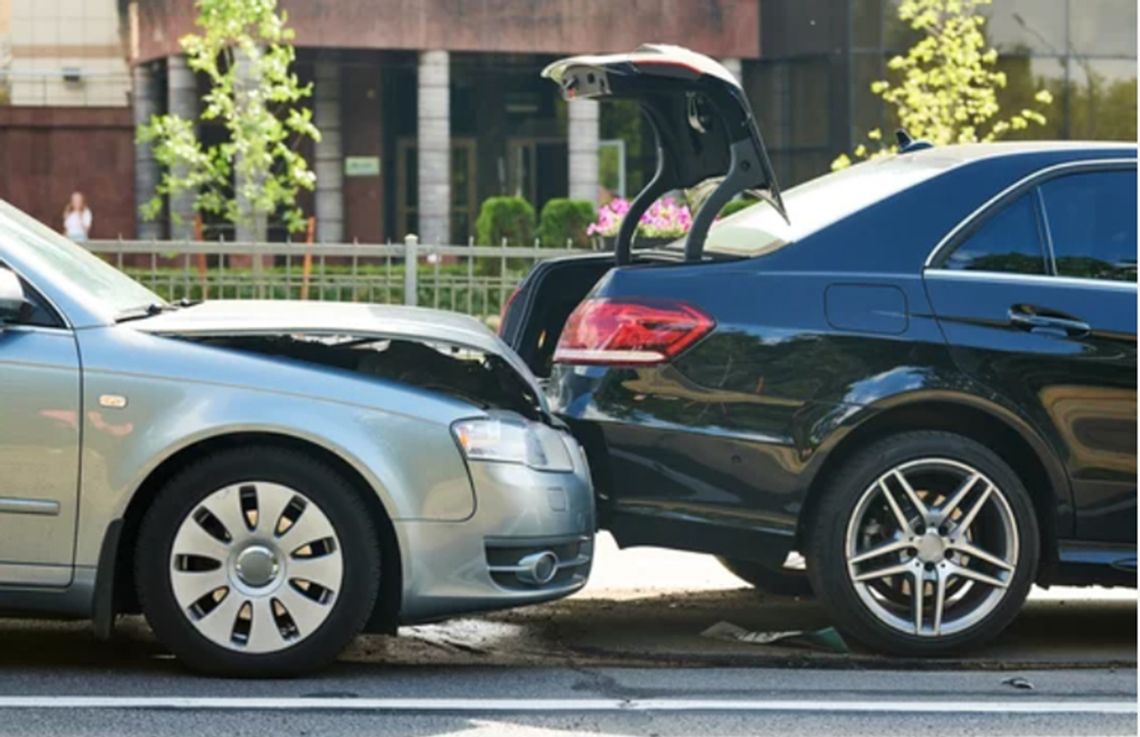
[62,191,93,242]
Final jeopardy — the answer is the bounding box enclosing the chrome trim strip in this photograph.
[0,497,62,516]
[923,157,1138,269]
[1,324,73,336]
[487,555,592,574]
[923,269,1138,291]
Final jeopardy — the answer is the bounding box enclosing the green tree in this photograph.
[138,0,318,235]
[834,0,1052,169]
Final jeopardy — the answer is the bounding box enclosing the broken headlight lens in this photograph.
[451,416,574,472]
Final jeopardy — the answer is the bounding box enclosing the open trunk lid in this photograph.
[542,44,786,263]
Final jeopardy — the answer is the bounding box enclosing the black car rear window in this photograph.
[701,155,950,256]
[943,192,1047,275]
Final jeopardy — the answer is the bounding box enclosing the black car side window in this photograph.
[1039,169,1138,282]
[944,192,1047,274]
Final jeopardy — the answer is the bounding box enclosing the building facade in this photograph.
[125,0,759,243]
[0,0,136,239]
[0,0,1135,242]
[753,0,1138,184]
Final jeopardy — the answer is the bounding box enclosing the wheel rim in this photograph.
[844,458,1019,638]
[169,481,344,654]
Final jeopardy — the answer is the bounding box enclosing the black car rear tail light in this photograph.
[553,298,714,366]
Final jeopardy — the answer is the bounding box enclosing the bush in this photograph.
[475,196,536,247]
[537,198,596,248]
[718,198,759,219]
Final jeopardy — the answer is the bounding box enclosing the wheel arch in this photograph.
[103,431,403,635]
[796,393,1070,581]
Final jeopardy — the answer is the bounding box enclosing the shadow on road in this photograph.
[0,588,1133,674]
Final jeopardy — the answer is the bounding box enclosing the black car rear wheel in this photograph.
[717,557,813,597]
[806,431,1038,656]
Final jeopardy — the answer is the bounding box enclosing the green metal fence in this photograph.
[86,235,594,319]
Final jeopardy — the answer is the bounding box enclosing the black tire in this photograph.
[805,431,1039,656]
[717,556,813,597]
[136,446,382,677]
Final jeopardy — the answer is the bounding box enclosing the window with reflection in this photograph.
[1040,169,1138,282]
[945,193,1047,274]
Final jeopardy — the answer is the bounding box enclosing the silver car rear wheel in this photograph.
[844,458,1019,638]
[169,481,345,654]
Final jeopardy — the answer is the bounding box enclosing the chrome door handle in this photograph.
[1008,306,1091,338]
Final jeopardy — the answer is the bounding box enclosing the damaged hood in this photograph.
[134,300,547,409]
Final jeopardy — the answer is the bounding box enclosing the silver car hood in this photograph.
[134,300,547,410]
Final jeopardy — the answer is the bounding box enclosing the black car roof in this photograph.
[721,141,1136,275]
[905,140,1136,166]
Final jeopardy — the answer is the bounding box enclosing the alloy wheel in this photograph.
[844,458,1019,638]
[168,481,344,654]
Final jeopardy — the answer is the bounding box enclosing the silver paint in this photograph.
[0,209,594,627]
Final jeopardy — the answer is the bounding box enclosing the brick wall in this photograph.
[135,0,761,62]
[0,106,136,238]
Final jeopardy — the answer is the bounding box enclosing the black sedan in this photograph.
[502,45,1137,655]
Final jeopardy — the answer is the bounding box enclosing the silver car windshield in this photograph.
[0,199,164,317]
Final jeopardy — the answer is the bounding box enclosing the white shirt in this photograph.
[64,208,92,241]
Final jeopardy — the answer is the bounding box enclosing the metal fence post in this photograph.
[404,234,418,306]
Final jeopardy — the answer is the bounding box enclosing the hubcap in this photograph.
[915,532,946,564]
[169,482,344,654]
[234,545,279,587]
[844,458,1019,638]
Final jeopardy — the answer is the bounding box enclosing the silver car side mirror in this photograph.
[0,269,28,325]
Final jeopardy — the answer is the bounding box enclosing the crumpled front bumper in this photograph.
[393,433,595,624]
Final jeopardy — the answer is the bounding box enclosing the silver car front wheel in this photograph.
[169,481,345,653]
[137,447,381,676]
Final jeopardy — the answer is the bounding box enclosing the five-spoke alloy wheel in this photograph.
[136,447,381,676]
[808,431,1038,656]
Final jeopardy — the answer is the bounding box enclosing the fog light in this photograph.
[516,551,559,585]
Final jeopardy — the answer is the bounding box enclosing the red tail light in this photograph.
[554,298,714,366]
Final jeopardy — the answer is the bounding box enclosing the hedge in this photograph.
[537,198,596,249]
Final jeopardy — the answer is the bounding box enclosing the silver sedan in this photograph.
[0,200,594,676]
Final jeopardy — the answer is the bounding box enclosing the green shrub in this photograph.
[718,198,759,219]
[475,196,536,246]
[537,198,596,248]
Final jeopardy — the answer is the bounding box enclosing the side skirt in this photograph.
[0,567,96,620]
[1047,540,1137,587]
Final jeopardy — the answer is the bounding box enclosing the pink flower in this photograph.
[588,196,692,239]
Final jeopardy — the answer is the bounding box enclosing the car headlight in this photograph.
[452,416,574,472]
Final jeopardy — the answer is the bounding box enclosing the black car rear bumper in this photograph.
[551,367,811,567]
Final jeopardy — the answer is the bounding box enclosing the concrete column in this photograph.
[166,54,198,240]
[313,56,344,243]
[567,99,599,204]
[417,49,450,245]
[233,49,266,243]
[720,57,743,85]
[132,62,161,240]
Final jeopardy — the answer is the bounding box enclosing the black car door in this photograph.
[924,160,1137,544]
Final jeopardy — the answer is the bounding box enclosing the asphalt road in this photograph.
[0,536,1133,736]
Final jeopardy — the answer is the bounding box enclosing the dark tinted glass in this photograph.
[1041,170,1138,282]
[945,193,1046,274]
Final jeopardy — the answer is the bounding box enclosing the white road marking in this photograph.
[0,697,1131,714]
